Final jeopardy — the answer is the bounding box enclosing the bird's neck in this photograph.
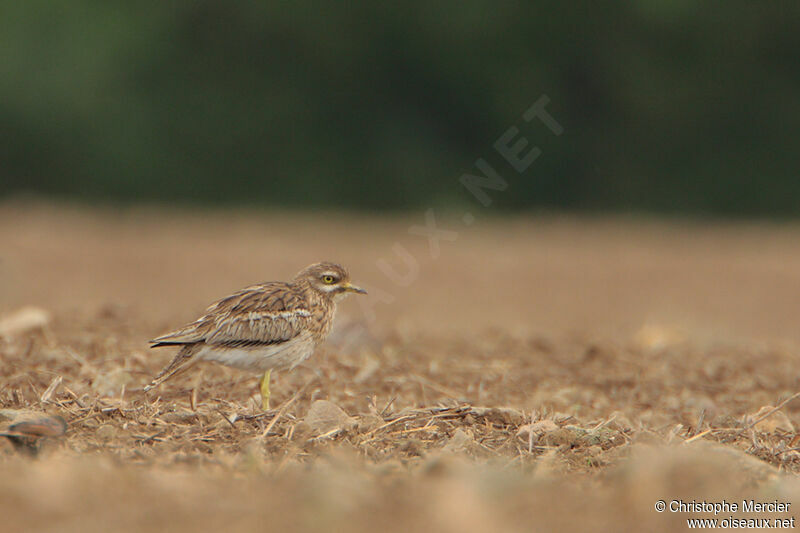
[296,279,336,309]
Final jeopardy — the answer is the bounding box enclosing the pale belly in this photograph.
[196,334,316,373]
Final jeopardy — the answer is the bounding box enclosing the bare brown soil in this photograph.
[2,202,800,532]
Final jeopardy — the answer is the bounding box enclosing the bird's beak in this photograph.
[344,282,368,294]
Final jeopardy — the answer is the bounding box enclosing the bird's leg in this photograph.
[260,370,272,410]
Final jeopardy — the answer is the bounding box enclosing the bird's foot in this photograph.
[260,370,271,411]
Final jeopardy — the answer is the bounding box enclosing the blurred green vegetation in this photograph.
[1,2,799,215]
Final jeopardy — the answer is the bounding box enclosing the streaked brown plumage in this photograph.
[144,262,366,408]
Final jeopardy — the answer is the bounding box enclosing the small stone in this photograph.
[516,419,558,441]
[8,415,67,438]
[96,424,117,442]
[0,307,50,338]
[303,400,356,436]
[747,406,795,433]
[92,368,134,397]
[443,429,474,453]
[290,421,313,442]
[632,324,685,351]
[0,411,67,455]
[582,427,618,447]
[353,356,381,383]
[541,427,585,447]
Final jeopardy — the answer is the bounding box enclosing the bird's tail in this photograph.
[143,344,199,392]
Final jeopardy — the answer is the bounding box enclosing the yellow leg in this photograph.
[260,370,272,410]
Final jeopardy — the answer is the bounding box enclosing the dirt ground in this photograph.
[2,201,800,532]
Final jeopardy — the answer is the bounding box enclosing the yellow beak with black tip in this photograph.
[343,282,368,294]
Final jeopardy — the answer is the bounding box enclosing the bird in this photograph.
[143,262,367,409]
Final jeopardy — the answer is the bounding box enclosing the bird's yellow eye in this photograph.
[322,275,335,284]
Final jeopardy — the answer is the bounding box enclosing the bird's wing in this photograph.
[150,283,311,347]
[150,318,209,345]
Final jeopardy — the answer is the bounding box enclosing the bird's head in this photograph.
[295,262,367,301]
